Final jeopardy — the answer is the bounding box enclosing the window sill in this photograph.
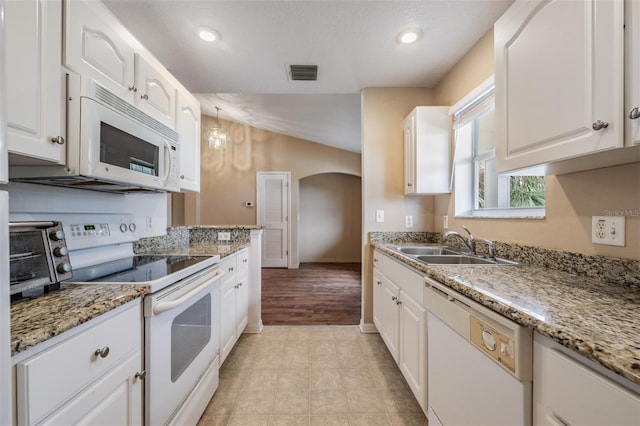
[455,208,545,219]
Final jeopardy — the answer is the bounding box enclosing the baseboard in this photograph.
[244,320,264,334]
[359,320,378,333]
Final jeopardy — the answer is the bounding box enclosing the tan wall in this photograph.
[432,29,640,260]
[179,116,361,267]
[299,173,362,262]
[361,87,436,325]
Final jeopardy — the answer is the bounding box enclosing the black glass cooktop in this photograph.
[67,255,213,284]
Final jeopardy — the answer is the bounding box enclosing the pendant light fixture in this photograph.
[207,106,229,150]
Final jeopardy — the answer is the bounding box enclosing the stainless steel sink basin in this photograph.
[395,246,460,256]
[415,255,520,266]
[415,255,495,265]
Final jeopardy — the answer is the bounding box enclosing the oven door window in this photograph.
[9,231,52,286]
[100,121,159,176]
[171,293,211,382]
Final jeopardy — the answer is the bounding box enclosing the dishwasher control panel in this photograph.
[470,316,516,373]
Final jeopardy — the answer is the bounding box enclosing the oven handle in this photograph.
[152,269,224,315]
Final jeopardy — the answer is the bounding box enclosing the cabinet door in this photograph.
[6,0,65,164]
[627,0,640,146]
[42,351,143,425]
[372,269,384,331]
[404,111,416,194]
[235,278,249,337]
[380,277,400,362]
[399,294,427,411]
[533,335,640,426]
[220,279,237,365]
[134,53,176,128]
[64,0,135,102]
[495,0,624,172]
[176,89,201,192]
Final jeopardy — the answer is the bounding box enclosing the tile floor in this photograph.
[198,326,429,426]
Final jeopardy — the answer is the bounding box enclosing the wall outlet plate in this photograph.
[405,215,413,228]
[443,215,449,229]
[376,210,384,223]
[218,232,231,241]
[591,216,625,246]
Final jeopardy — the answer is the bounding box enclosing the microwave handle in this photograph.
[163,140,172,185]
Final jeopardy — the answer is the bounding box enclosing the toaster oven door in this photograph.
[9,229,56,295]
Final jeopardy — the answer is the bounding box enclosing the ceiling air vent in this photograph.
[289,64,318,81]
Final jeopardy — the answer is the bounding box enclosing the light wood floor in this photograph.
[261,263,362,326]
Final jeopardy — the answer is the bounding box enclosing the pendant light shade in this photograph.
[208,106,229,150]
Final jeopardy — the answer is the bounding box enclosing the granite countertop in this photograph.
[10,284,149,357]
[144,242,250,258]
[373,242,640,386]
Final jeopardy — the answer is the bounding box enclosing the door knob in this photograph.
[629,107,640,120]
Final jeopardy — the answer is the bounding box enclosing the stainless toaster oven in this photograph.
[9,221,72,298]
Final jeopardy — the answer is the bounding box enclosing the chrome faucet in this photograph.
[443,225,476,254]
[443,225,496,258]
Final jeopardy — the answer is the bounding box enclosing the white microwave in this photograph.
[11,76,181,193]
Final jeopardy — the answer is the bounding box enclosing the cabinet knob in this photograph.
[180,175,185,179]
[229,266,234,272]
[391,296,397,301]
[238,282,243,288]
[407,182,412,187]
[141,94,149,100]
[395,300,402,306]
[629,107,640,120]
[94,347,110,358]
[128,85,137,92]
[134,370,147,381]
[243,259,248,263]
[373,258,378,263]
[376,280,382,286]
[50,136,65,145]
[592,120,609,131]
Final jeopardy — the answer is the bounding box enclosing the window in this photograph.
[452,76,545,218]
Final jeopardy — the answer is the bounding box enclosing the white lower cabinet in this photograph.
[15,301,143,425]
[533,333,640,426]
[219,249,250,365]
[372,249,427,413]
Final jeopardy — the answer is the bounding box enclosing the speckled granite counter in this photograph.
[11,284,149,357]
[372,241,640,386]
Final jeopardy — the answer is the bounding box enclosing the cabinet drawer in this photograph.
[16,302,142,424]
[382,255,424,303]
[236,249,249,278]
[373,250,384,273]
[219,254,237,278]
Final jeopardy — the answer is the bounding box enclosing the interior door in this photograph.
[257,172,290,268]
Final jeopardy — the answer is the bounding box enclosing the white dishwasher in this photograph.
[424,277,533,426]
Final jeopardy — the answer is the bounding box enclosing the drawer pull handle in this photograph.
[135,370,147,381]
[94,347,110,358]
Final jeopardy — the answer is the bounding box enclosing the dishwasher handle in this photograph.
[152,269,225,315]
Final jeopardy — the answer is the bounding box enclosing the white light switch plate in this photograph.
[591,216,625,246]
[376,210,384,223]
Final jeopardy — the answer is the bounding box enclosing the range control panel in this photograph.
[61,214,137,250]
[470,316,516,374]
[69,223,111,239]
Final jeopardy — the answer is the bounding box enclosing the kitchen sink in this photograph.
[394,246,461,256]
[415,255,520,266]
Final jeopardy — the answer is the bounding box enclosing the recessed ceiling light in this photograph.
[198,26,221,42]
[397,28,423,44]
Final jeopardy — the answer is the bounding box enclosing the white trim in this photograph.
[450,75,495,115]
[359,320,378,334]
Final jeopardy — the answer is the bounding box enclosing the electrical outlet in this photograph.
[405,215,413,228]
[218,232,231,241]
[592,216,625,246]
[443,215,449,229]
[376,210,384,223]
[146,217,153,231]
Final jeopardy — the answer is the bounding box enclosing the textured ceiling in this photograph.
[103,0,513,153]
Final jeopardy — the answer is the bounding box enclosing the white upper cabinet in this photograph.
[6,0,66,164]
[626,0,640,146]
[176,89,201,192]
[495,0,625,173]
[134,53,176,128]
[403,106,450,194]
[64,0,136,103]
